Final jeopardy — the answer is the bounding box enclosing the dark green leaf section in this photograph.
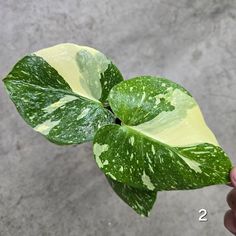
[94,124,232,191]
[5,55,72,90]
[3,55,115,144]
[108,76,191,126]
[100,63,124,104]
[107,177,157,216]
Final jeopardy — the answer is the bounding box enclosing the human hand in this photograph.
[225,167,236,235]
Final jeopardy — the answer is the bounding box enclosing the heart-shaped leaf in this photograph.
[3,43,123,144]
[93,76,232,192]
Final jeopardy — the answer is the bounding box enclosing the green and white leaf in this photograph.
[93,76,232,192]
[3,43,123,144]
[107,177,157,216]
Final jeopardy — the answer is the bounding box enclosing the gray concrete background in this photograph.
[0,0,236,235]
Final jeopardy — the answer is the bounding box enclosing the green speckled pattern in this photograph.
[93,76,232,216]
[108,76,191,126]
[94,124,231,190]
[3,54,122,144]
[107,177,157,217]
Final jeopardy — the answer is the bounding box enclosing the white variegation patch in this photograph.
[130,153,134,160]
[77,108,90,120]
[43,95,78,114]
[179,154,202,173]
[35,43,110,101]
[151,145,155,155]
[106,172,117,180]
[141,171,155,191]
[34,119,60,135]
[131,89,218,147]
[93,143,109,168]
[129,136,135,145]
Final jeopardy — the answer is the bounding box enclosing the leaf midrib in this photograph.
[4,79,102,106]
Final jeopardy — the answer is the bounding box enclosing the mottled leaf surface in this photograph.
[94,124,231,191]
[107,177,157,216]
[93,76,232,193]
[108,76,189,126]
[3,43,123,144]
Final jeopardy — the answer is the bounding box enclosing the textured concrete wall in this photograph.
[0,0,236,235]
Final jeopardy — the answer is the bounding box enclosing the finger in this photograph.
[227,189,236,212]
[224,210,236,234]
[230,167,236,188]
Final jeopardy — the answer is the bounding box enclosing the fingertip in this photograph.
[227,189,236,211]
[230,167,236,188]
[224,210,236,234]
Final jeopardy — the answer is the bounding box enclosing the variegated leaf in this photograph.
[93,76,232,192]
[3,43,123,144]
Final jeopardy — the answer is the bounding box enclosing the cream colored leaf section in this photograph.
[35,43,110,101]
[33,119,60,135]
[141,171,155,190]
[130,89,218,147]
[93,143,109,168]
[179,154,202,173]
[43,95,78,114]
